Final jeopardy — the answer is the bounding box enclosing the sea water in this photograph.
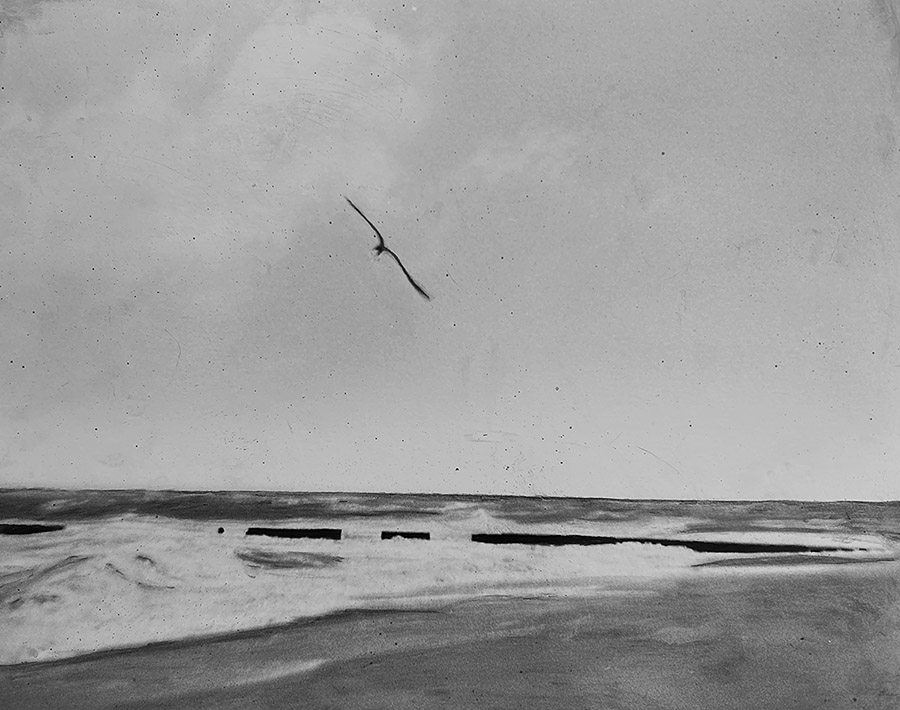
[0,490,896,665]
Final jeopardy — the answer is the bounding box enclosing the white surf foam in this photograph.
[0,512,891,665]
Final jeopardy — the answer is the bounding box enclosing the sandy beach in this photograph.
[3,558,899,709]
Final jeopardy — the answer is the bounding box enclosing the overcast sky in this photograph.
[2,0,900,498]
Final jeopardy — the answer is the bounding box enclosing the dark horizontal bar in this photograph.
[245,527,341,540]
[470,533,861,554]
[668,539,857,554]
[472,533,618,546]
[0,523,65,535]
[381,531,431,540]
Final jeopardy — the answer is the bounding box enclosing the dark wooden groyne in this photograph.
[245,527,342,540]
[470,533,863,553]
[0,523,65,535]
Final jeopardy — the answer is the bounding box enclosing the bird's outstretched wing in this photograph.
[344,196,385,250]
[382,248,432,301]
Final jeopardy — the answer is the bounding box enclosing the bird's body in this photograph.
[344,197,431,300]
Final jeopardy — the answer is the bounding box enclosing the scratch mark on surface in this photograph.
[127,153,192,183]
[636,446,682,475]
[387,68,410,86]
[320,26,393,61]
[163,329,182,371]
[829,234,842,263]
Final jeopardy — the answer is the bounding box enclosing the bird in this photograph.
[344,197,431,301]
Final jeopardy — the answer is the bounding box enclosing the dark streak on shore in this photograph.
[0,524,65,535]
[692,554,895,568]
[471,533,863,553]
[235,549,344,569]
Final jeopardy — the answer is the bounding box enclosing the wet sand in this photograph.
[2,561,899,709]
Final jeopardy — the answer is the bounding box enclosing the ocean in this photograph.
[1,489,897,668]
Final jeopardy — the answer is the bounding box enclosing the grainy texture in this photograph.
[2,1,900,497]
[2,563,898,709]
[1,491,898,706]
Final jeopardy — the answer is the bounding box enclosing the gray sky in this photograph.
[2,0,900,498]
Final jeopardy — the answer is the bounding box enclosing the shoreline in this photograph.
[3,563,899,709]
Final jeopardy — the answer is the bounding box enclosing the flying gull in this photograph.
[344,197,431,301]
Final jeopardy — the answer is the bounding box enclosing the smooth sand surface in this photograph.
[2,561,899,709]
